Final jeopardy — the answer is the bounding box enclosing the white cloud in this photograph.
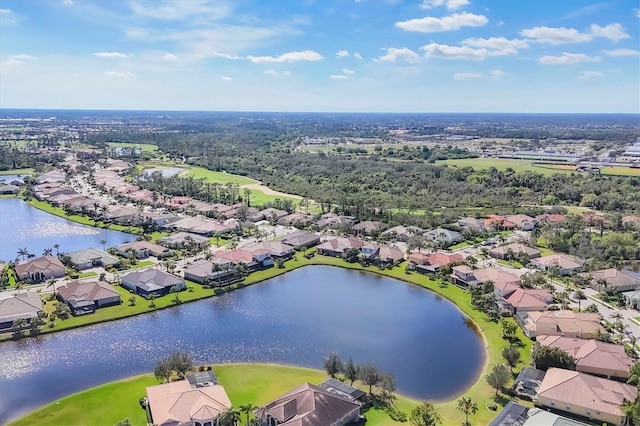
[104,71,134,77]
[130,0,230,21]
[220,75,233,81]
[162,53,178,60]
[461,37,529,56]
[246,50,323,63]
[634,8,640,18]
[342,68,355,75]
[490,69,507,80]
[376,47,422,63]
[11,54,36,60]
[330,74,348,79]
[421,43,487,60]
[539,52,601,65]
[336,50,349,58]
[521,23,630,45]
[63,0,73,5]
[603,48,640,57]
[421,0,470,10]
[395,12,487,33]
[354,51,363,60]
[589,23,630,42]
[579,71,604,80]
[263,70,291,76]
[453,72,481,80]
[94,52,132,58]
[1,54,36,66]
[0,8,12,14]
[211,52,240,60]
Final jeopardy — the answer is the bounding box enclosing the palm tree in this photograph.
[17,247,29,261]
[42,248,53,257]
[456,397,478,426]
[219,407,241,426]
[53,244,60,255]
[573,289,586,312]
[100,240,107,251]
[239,403,255,426]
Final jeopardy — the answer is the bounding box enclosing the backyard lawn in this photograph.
[0,168,35,175]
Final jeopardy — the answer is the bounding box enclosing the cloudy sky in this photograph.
[1,0,638,112]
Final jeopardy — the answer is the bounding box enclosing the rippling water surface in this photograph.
[0,198,135,262]
[0,266,486,424]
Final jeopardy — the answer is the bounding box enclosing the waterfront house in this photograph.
[240,241,294,259]
[183,260,239,286]
[316,237,363,257]
[536,368,636,425]
[410,252,464,273]
[500,288,553,315]
[66,248,120,271]
[116,240,171,259]
[121,268,185,297]
[489,243,540,261]
[254,382,361,426]
[360,244,405,265]
[146,377,232,426]
[515,310,606,339]
[536,335,634,380]
[530,254,583,275]
[56,280,121,316]
[450,266,521,288]
[0,184,19,194]
[0,293,43,330]
[14,256,66,282]
[280,230,320,250]
[318,378,366,404]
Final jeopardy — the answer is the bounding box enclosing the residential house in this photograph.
[513,368,546,400]
[424,228,463,246]
[360,244,404,265]
[251,208,289,223]
[254,382,361,426]
[165,217,235,237]
[515,310,606,339]
[280,230,320,250]
[410,252,464,273]
[0,184,19,194]
[105,206,141,225]
[117,240,171,259]
[278,212,314,227]
[146,378,232,426]
[14,256,66,282]
[56,280,121,316]
[381,225,423,243]
[489,402,592,426]
[157,232,210,249]
[316,237,363,257]
[536,214,567,226]
[318,378,366,404]
[536,335,634,380]
[489,243,541,261]
[500,288,553,315]
[183,260,239,286]
[450,266,521,288]
[484,214,516,231]
[505,214,538,231]
[585,268,640,293]
[536,368,636,425]
[213,248,273,270]
[240,241,294,259]
[0,293,43,330]
[622,215,640,230]
[121,268,185,297]
[66,248,120,270]
[352,221,386,236]
[531,254,583,275]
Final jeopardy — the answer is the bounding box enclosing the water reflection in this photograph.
[0,266,486,424]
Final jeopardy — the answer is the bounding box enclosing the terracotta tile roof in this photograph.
[505,289,551,310]
[533,254,583,269]
[0,293,43,323]
[14,256,65,277]
[57,281,120,304]
[490,243,540,257]
[317,237,363,252]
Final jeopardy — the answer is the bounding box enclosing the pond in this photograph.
[0,198,136,262]
[0,265,486,424]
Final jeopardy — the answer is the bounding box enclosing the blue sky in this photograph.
[1,0,638,112]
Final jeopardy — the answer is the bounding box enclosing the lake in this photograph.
[0,265,486,424]
[0,198,136,262]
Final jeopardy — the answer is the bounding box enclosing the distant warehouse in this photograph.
[498,150,582,163]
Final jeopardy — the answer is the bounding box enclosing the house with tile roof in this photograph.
[410,252,464,273]
[536,368,636,425]
[585,268,640,293]
[515,311,606,339]
[530,254,583,276]
[536,335,634,380]
[254,382,361,426]
[146,379,232,426]
[0,293,43,330]
[450,266,521,288]
[316,237,363,257]
[66,248,120,270]
[121,268,185,297]
[117,240,171,259]
[280,230,321,250]
[14,256,66,282]
[57,280,121,316]
[489,243,540,261]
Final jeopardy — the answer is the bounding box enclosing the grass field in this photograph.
[108,142,159,153]
[601,166,640,176]
[0,168,35,175]
[438,158,575,176]
[186,167,257,185]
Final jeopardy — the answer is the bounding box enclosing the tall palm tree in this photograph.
[100,240,107,251]
[53,244,60,255]
[219,407,241,426]
[17,247,29,261]
[239,403,255,426]
[456,397,478,426]
[42,248,53,257]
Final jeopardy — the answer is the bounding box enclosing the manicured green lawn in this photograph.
[438,158,573,176]
[108,142,158,153]
[128,260,155,269]
[601,166,640,176]
[449,241,472,250]
[497,259,524,269]
[77,271,98,279]
[186,167,257,185]
[0,168,34,175]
